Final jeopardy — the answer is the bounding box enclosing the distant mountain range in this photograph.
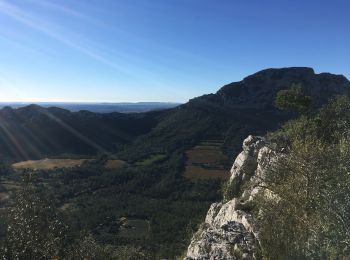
[0,105,159,160]
[1,67,349,161]
[0,102,181,113]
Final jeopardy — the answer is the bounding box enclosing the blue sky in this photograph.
[0,0,349,102]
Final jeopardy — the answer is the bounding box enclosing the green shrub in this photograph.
[275,83,311,114]
[258,96,350,259]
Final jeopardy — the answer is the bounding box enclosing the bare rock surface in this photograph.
[185,136,276,260]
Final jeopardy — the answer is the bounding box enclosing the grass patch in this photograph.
[135,154,167,166]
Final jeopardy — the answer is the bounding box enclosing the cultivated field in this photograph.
[12,158,89,170]
[183,140,231,180]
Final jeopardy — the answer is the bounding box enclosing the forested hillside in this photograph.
[0,105,159,160]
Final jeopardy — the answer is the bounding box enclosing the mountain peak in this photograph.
[211,67,350,109]
[243,67,315,82]
[17,104,45,112]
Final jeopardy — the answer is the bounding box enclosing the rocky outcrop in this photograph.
[215,67,350,109]
[185,136,276,260]
[196,67,350,110]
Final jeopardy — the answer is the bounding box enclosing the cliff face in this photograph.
[206,67,350,109]
[185,136,277,260]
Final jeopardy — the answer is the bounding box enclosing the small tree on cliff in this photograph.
[275,83,311,114]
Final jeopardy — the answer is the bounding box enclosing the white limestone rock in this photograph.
[185,136,277,260]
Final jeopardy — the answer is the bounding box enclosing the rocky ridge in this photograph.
[185,136,277,260]
[197,67,350,109]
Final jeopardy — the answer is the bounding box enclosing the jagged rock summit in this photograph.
[185,136,277,260]
[196,67,350,109]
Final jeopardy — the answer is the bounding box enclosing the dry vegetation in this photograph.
[104,159,127,170]
[12,158,89,170]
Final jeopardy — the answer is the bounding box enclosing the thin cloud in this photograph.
[0,0,135,76]
[0,0,216,101]
[25,0,218,68]
[24,0,86,19]
[0,0,187,92]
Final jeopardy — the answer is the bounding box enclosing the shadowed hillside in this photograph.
[0,105,159,161]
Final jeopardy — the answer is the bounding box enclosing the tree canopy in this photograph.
[275,83,311,113]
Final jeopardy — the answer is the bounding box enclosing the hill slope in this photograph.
[121,67,350,161]
[0,105,158,160]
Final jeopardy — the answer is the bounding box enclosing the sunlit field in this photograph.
[12,158,89,170]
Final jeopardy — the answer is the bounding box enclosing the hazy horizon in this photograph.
[0,101,182,113]
[0,101,182,104]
